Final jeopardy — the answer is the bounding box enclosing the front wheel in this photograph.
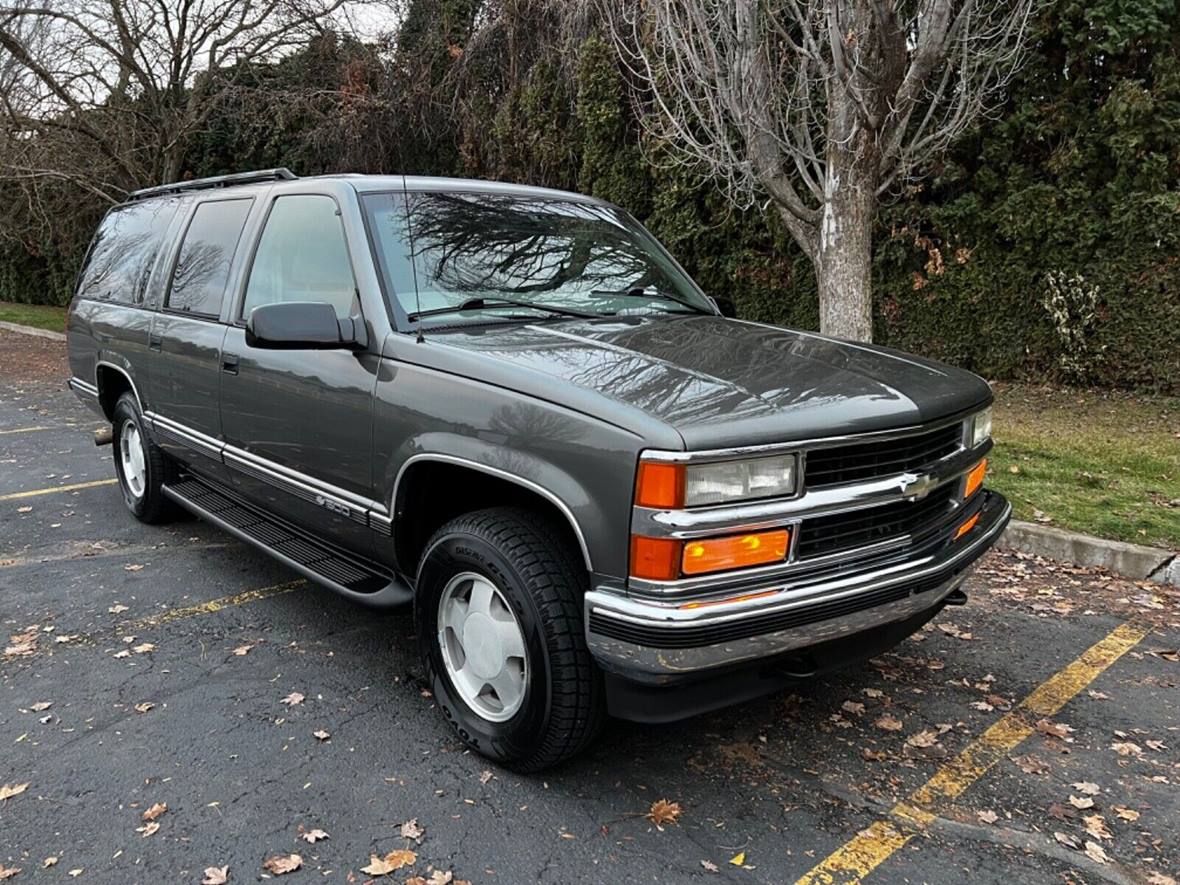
[415,508,604,772]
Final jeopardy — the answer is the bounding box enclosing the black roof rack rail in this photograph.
[127,168,297,201]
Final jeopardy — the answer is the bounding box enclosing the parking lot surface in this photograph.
[2,328,1178,884]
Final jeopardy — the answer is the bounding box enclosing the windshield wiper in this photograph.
[407,296,599,322]
[590,287,711,315]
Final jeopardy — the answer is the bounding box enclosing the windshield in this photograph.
[361,190,714,326]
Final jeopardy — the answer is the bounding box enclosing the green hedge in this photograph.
[1,0,1176,393]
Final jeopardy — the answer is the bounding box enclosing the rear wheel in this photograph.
[111,391,176,524]
[415,507,604,771]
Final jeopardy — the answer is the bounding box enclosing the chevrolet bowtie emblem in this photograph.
[898,471,936,499]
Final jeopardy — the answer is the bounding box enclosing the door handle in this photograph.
[221,354,239,375]
[148,333,163,352]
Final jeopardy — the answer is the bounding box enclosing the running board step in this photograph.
[163,476,412,608]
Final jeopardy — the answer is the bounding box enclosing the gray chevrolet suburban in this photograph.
[67,168,1010,770]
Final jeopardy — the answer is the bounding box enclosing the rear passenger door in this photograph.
[219,191,380,556]
[145,196,255,481]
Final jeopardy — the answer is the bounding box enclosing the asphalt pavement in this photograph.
[1,329,1177,884]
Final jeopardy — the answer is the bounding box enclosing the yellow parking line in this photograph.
[0,478,117,501]
[0,425,54,435]
[795,621,1150,885]
[127,579,306,629]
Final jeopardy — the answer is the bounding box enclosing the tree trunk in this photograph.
[814,134,877,342]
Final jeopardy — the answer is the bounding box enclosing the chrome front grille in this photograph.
[795,483,958,560]
[804,423,963,488]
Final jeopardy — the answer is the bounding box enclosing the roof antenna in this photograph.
[401,174,425,344]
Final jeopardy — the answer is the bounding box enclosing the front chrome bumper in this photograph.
[586,490,1010,681]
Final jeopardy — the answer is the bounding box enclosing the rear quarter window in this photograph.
[76,198,180,305]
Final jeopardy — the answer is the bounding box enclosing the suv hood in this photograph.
[406,316,992,450]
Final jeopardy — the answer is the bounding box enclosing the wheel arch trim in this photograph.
[392,453,594,572]
[94,359,145,417]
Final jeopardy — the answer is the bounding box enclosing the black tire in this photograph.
[111,391,176,524]
[415,507,605,772]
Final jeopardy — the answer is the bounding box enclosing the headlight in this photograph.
[684,454,797,507]
[968,407,992,448]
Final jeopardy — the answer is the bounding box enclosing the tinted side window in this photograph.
[242,195,358,320]
[166,199,252,317]
[77,198,179,305]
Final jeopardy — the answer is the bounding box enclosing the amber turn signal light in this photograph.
[681,528,790,576]
[634,461,684,509]
[964,458,987,498]
[630,535,683,581]
[954,512,981,540]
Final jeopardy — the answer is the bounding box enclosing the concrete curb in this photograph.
[0,320,66,341]
[1001,519,1179,587]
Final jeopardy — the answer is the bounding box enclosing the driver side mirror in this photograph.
[710,296,738,318]
[245,301,366,351]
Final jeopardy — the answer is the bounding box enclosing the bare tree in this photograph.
[609,0,1038,341]
[0,0,357,200]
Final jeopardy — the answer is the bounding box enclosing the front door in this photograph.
[146,196,254,481]
[219,192,380,556]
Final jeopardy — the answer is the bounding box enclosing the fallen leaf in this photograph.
[407,873,453,885]
[1084,814,1111,841]
[0,783,29,801]
[29,701,52,712]
[1068,795,1094,810]
[42,857,57,869]
[977,810,998,824]
[399,819,424,842]
[701,859,719,872]
[280,692,304,707]
[906,729,939,748]
[1035,718,1073,740]
[1145,739,1167,752]
[1111,741,1142,756]
[300,828,329,844]
[0,866,19,880]
[1113,805,1140,822]
[1084,841,1110,864]
[136,821,160,837]
[1012,754,1048,775]
[646,798,682,827]
[841,701,865,715]
[1146,873,1177,885]
[1071,782,1100,795]
[108,604,130,614]
[124,563,144,571]
[232,645,253,656]
[875,714,903,731]
[142,802,167,821]
[1054,831,1081,849]
[361,850,415,875]
[131,643,154,654]
[728,851,746,867]
[68,870,83,878]
[312,729,330,741]
[262,854,301,876]
[202,866,229,885]
[479,769,493,785]
[134,702,154,714]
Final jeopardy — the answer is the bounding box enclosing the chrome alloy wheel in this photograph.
[119,418,147,499]
[437,571,529,722]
